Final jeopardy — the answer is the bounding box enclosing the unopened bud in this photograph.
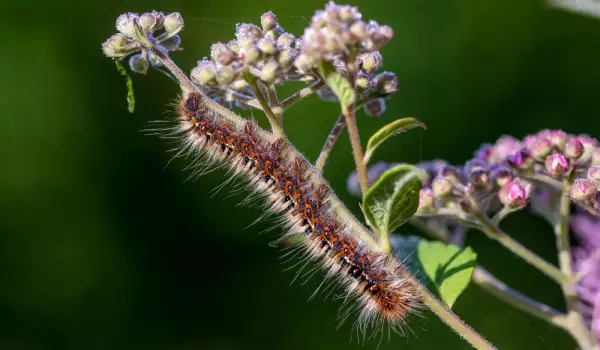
[507,149,534,170]
[350,20,368,41]
[545,153,570,177]
[128,53,149,74]
[588,166,600,182]
[359,51,383,74]
[277,47,297,68]
[356,73,371,91]
[371,24,393,48]
[570,178,597,202]
[102,34,132,57]
[240,45,261,65]
[211,42,235,65]
[593,148,600,166]
[216,64,236,85]
[260,11,278,32]
[548,130,568,151]
[277,33,296,48]
[491,164,513,188]
[139,12,159,32]
[528,137,552,160]
[294,53,317,72]
[260,59,280,83]
[164,12,184,36]
[373,71,398,94]
[227,40,240,55]
[116,13,138,38]
[499,180,529,209]
[339,5,360,23]
[257,37,277,55]
[564,138,584,160]
[191,59,217,85]
[364,98,386,118]
[432,176,454,198]
[236,23,262,40]
[417,188,435,213]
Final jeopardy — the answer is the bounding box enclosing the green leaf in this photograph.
[417,240,477,308]
[319,60,356,114]
[364,118,427,165]
[114,59,135,113]
[362,165,421,236]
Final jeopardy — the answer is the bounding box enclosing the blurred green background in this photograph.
[2,0,600,349]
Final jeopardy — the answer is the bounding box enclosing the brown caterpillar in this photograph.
[167,90,419,335]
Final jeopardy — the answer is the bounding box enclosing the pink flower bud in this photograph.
[418,188,435,212]
[548,130,568,150]
[570,178,597,202]
[432,176,453,198]
[588,166,600,182]
[528,137,552,160]
[507,149,534,169]
[491,164,514,188]
[260,11,278,32]
[545,153,570,177]
[564,138,584,160]
[499,180,530,209]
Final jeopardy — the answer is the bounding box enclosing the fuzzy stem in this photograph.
[245,74,284,137]
[272,80,325,115]
[416,283,496,350]
[343,59,369,197]
[315,114,347,171]
[555,174,597,349]
[473,211,568,284]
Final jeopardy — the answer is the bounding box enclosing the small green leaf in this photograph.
[319,60,356,114]
[362,165,421,236]
[417,240,477,308]
[364,118,426,165]
[114,59,135,113]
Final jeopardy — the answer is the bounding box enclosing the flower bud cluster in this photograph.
[347,129,600,220]
[473,130,600,210]
[190,11,302,91]
[190,3,398,117]
[102,11,184,74]
[295,2,393,70]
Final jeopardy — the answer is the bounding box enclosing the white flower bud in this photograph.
[164,12,184,36]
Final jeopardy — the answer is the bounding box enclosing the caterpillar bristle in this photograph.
[169,91,420,338]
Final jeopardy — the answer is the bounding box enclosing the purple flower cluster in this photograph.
[348,130,600,218]
[571,211,600,342]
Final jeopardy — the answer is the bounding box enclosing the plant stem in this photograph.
[555,174,597,349]
[315,114,346,171]
[343,59,369,197]
[472,268,568,327]
[415,282,496,350]
[245,74,284,137]
[265,83,279,107]
[473,210,568,284]
[272,80,325,115]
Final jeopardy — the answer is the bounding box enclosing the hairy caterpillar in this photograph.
[162,90,420,334]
